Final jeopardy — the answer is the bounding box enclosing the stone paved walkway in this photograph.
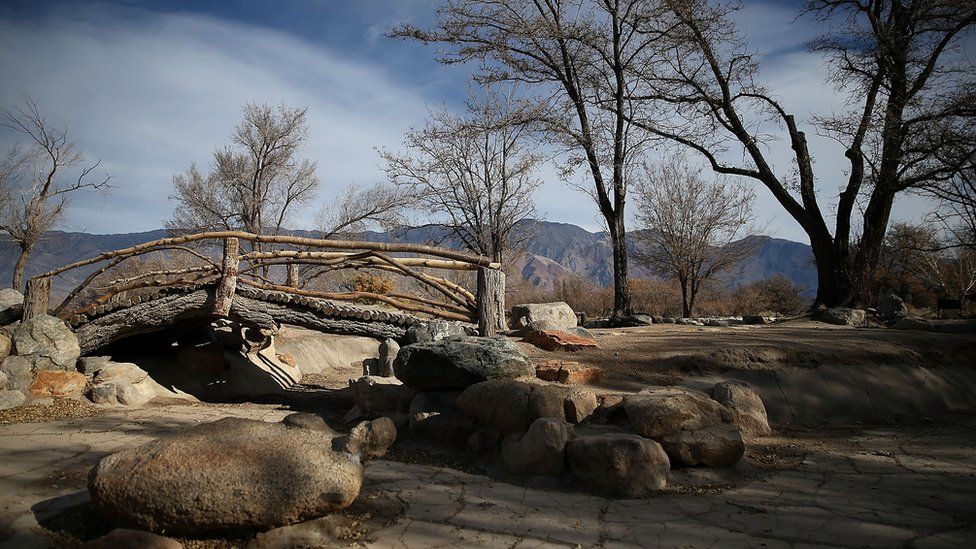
[2,403,975,548]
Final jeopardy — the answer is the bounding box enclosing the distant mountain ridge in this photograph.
[0,220,816,297]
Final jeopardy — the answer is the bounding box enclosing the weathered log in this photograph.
[477,267,506,337]
[214,237,240,316]
[23,277,51,321]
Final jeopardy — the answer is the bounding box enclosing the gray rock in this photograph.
[704,319,731,327]
[378,338,400,377]
[676,318,702,326]
[624,386,731,439]
[567,433,670,497]
[282,412,336,434]
[85,528,183,549]
[877,294,909,322]
[394,336,533,391]
[742,315,769,325]
[892,316,935,332]
[528,384,598,424]
[0,288,23,325]
[660,317,676,324]
[77,356,112,376]
[404,320,466,344]
[510,302,577,330]
[820,307,866,326]
[247,516,337,549]
[456,379,534,433]
[408,391,475,442]
[0,370,6,390]
[88,416,363,534]
[0,389,26,410]
[94,361,150,385]
[90,382,119,405]
[349,375,414,418]
[10,314,81,371]
[335,417,397,461]
[501,418,570,477]
[0,333,10,362]
[710,380,771,436]
[615,314,654,327]
[1,355,32,393]
[661,424,745,467]
[117,381,156,407]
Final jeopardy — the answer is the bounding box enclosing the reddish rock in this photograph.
[30,370,87,398]
[277,353,297,368]
[534,360,603,384]
[522,330,599,352]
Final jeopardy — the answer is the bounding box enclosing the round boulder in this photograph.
[10,314,81,371]
[566,433,670,497]
[394,336,533,391]
[404,320,466,344]
[30,370,87,398]
[0,389,26,410]
[501,418,570,477]
[456,379,534,433]
[877,294,908,322]
[509,302,577,330]
[819,308,866,326]
[710,380,771,436]
[88,416,363,534]
[660,424,745,467]
[0,288,23,325]
[624,386,730,439]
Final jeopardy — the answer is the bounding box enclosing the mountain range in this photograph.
[0,220,816,298]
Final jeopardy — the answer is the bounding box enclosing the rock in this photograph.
[501,418,570,477]
[0,370,6,389]
[710,380,771,436]
[0,333,10,361]
[661,424,745,467]
[277,353,297,369]
[892,316,935,332]
[117,381,157,407]
[704,319,731,327]
[456,379,534,433]
[566,433,670,497]
[408,391,475,441]
[582,319,611,329]
[534,360,603,384]
[528,384,598,424]
[820,307,866,326]
[247,516,337,549]
[615,314,654,327]
[85,528,183,548]
[282,412,336,434]
[29,370,87,398]
[676,318,702,326]
[510,302,577,330]
[0,389,26,410]
[1,355,32,393]
[94,362,150,385]
[404,320,466,344]
[77,356,112,376]
[10,314,81,371]
[349,375,414,418]
[394,336,533,391]
[624,386,730,439]
[877,294,909,322]
[742,315,769,325]
[660,317,676,324]
[88,416,363,534]
[0,288,23,325]
[520,329,599,351]
[89,362,161,407]
[335,417,397,461]
[89,382,119,405]
[378,338,400,377]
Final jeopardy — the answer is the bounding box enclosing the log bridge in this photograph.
[23,232,506,354]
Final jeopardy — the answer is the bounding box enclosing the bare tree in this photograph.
[316,182,410,240]
[379,86,543,263]
[886,221,976,303]
[168,102,319,245]
[0,96,110,290]
[393,0,660,318]
[633,155,759,317]
[921,160,976,251]
[620,0,976,308]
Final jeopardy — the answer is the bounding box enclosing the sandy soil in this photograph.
[514,319,976,392]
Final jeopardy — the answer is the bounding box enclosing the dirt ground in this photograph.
[515,319,976,392]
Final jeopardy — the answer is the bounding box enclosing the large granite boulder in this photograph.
[88,416,363,534]
[1,355,32,393]
[501,418,570,477]
[0,389,26,410]
[85,528,183,549]
[566,433,670,497]
[30,370,87,398]
[819,308,866,326]
[394,336,533,391]
[404,320,466,344]
[10,314,81,371]
[709,380,771,436]
[528,384,598,424]
[877,294,908,322]
[456,379,534,433]
[0,288,23,325]
[90,361,162,407]
[510,302,577,330]
[624,386,730,439]
[660,424,745,467]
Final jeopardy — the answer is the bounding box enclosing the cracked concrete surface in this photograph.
[2,403,975,548]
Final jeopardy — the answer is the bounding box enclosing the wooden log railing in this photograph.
[23,231,507,336]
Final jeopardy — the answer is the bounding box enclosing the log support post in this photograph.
[477,267,506,337]
[23,276,51,321]
[286,263,298,288]
[213,237,239,316]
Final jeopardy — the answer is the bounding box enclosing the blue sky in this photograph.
[0,0,936,242]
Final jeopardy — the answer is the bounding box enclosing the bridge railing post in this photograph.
[477,267,505,337]
[23,276,51,321]
[286,263,298,288]
[213,237,239,316]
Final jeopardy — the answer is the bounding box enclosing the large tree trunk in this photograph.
[809,234,853,309]
[11,242,32,291]
[608,215,631,319]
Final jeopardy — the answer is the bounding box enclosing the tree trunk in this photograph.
[608,215,631,319]
[477,267,506,336]
[680,277,691,318]
[11,243,32,291]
